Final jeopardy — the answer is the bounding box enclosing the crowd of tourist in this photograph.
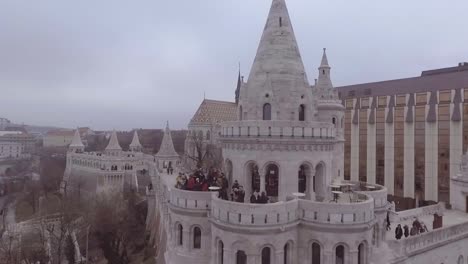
[394,217,429,240]
[174,168,270,204]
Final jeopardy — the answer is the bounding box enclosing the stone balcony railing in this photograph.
[169,188,212,210]
[211,195,299,226]
[220,120,336,139]
[390,202,445,223]
[210,192,374,227]
[352,182,388,209]
[387,220,468,258]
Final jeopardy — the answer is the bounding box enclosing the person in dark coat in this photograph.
[237,186,245,203]
[403,225,409,238]
[250,193,258,203]
[259,192,269,204]
[395,224,403,240]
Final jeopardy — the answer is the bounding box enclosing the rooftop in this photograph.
[190,99,237,125]
[337,63,468,98]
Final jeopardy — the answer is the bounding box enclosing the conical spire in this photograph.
[155,121,178,158]
[105,130,122,151]
[130,130,142,151]
[69,129,84,148]
[316,48,334,92]
[235,69,241,104]
[320,48,330,69]
[242,0,313,121]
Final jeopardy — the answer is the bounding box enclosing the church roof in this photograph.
[69,129,84,148]
[189,99,237,125]
[105,130,122,151]
[155,122,179,158]
[320,48,330,69]
[247,0,309,87]
[129,130,142,148]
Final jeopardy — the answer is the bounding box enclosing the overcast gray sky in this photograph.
[1,0,467,130]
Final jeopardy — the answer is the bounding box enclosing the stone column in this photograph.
[322,250,333,264]
[260,167,266,193]
[349,249,359,264]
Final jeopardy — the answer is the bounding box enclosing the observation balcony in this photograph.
[220,120,336,139]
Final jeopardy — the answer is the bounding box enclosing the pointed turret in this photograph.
[315,48,339,102]
[105,130,122,152]
[156,122,178,158]
[129,130,142,152]
[240,0,314,121]
[69,129,84,152]
[235,70,241,104]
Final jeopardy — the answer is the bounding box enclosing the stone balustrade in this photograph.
[211,195,299,226]
[299,196,374,224]
[353,182,388,209]
[210,193,374,226]
[388,220,468,257]
[220,120,336,139]
[169,188,212,210]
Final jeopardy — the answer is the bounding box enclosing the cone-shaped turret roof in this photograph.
[105,130,122,151]
[155,121,179,158]
[240,0,314,121]
[130,130,142,150]
[316,48,333,90]
[69,129,84,148]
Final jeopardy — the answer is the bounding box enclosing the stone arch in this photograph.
[244,161,260,196]
[262,161,280,199]
[298,161,314,199]
[333,243,349,264]
[315,162,326,201]
[174,222,183,246]
[215,237,224,264]
[308,240,323,264]
[358,241,368,264]
[283,240,294,264]
[232,240,254,263]
[457,255,463,264]
[191,225,202,249]
[260,244,275,264]
[299,104,306,121]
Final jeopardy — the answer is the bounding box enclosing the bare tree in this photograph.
[186,132,222,169]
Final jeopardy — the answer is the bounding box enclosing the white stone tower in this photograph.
[155,121,180,171]
[69,129,84,153]
[105,130,122,156]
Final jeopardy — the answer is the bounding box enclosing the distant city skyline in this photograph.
[1,0,467,130]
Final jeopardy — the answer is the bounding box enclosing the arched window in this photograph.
[335,245,345,264]
[358,243,366,264]
[236,250,247,264]
[218,240,224,264]
[283,243,290,264]
[457,255,463,264]
[299,105,306,121]
[263,103,272,120]
[312,243,321,264]
[261,247,271,264]
[193,227,201,249]
[176,224,183,245]
[332,117,336,125]
[265,164,279,197]
[206,130,211,140]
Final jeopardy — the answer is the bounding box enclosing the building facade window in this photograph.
[263,103,272,120]
[312,243,321,264]
[299,105,306,121]
[359,109,367,182]
[236,251,247,264]
[344,110,352,180]
[415,105,426,202]
[177,224,183,246]
[335,245,345,264]
[438,104,450,203]
[358,243,366,264]
[261,247,271,264]
[193,227,201,249]
[394,106,405,198]
[218,240,224,264]
[376,108,385,186]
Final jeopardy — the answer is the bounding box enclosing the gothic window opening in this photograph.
[358,243,366,264]
[263,103,272,120]
[323,69,325,75]
[177,224,183,246]
[218,240,224,264]
[239,105,243,120]
[236,251,247,264]
[265,164,279,197]
[261,247,271,264]
[299,105,305,121]
[279,17,282,27]
[193,227,201,249]
[312,243,321,264]
[335,245,345,264]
